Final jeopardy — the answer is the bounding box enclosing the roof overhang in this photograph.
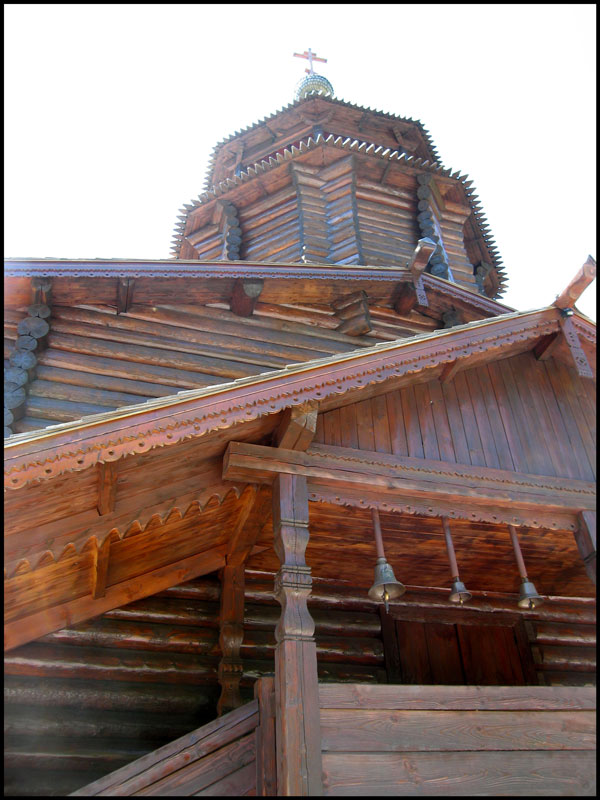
[4,306,570,490]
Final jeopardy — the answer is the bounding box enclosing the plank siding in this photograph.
[319,684,596,796]
[314,353,596,481]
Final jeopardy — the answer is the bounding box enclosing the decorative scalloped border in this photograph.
[5,484,243,579]
[307,488,578,531]
[4,313,559,490]
[306,446,595,497]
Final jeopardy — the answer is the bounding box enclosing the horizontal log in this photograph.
[17,316,50,338]
[25,394,114,421]
[47,331,265,379]
[5,743,147,772]
[4,642,220,684]
[531,645,596,671]
[34,364,179,397]
[28,379,144,409]
[4,675,217,712]
[243,602,381,637]
[321,751,596,796]
[320,708,595,751]
[318,683,596,710]
[51,306,321,365]
[38,348,226,389]
[4,706,196,744]
[525,621,596,646]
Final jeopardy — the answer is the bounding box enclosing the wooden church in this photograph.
[4,51,596,795]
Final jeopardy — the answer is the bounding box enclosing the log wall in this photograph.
[314,352,596,480]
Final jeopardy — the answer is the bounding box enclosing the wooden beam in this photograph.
[439,359,463,384]
[407,237,437,281]
[4,547,227,651]
[272,473,323,796]
[223,442,594,531]
[230,278,263,317]
[332,291,371,336]
[274,402,318,451]
[575,511,596,585]
[116,278,135,314]
[217,563,245,716]
[226,485,270,567]
[90,534,112,599]
[553,256,596,310]
[96,461,117,515]
[559,313,594,378]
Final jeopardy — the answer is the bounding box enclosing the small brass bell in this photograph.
[518,578,544,609]
[368,557,406,612]
[449,577,472,605]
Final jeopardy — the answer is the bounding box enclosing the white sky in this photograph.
[4,3,596,320]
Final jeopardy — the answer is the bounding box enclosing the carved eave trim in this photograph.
[223,441,595,532]
[4,308,560,490]
[4,259,512,319]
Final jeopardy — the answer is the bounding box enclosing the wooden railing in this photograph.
[318,684,596,796]
[70,697,260,796]
[69,680,596,796]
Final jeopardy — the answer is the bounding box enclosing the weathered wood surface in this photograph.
[318,683,596,710]
[314,354,596,482]
[319,684,596,796]
[321,750,595,795]
[272,473,323,795]
[70,698,259,796]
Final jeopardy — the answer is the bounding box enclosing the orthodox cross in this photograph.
[294,48,327,75]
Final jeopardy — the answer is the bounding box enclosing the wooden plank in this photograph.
[371,393,392,453]
[317,684,597,710]
[71,702,259,796]
[452,371,485,467]
[135,734,256,795]
[475,365,515,471]
[338,402,359,449]
[414,383,440,460]
[400,386,424,458]
[385,391,408,456]
[425,623,464,684]
[320,708,596,751]
[321,750,596,796]
[440,379,470,464]
[355,398,375,451]
[196,760,256,795]
[91,534,112,600]
[553,360,596,476]
[544,359,595,481]
[395,620,431,684]
[496,358,542,475]
[464,368,500,468]
[254,676,277,797]
[512,354,566,477]
[96,461,117,515]
[426,380,456,462]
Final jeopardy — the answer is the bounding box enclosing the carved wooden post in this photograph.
[217,563,245,716]
[272,473,323,796]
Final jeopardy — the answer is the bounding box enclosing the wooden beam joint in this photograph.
[230,278,264,317]
[333,291,371,336]
[274,402,318,451]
